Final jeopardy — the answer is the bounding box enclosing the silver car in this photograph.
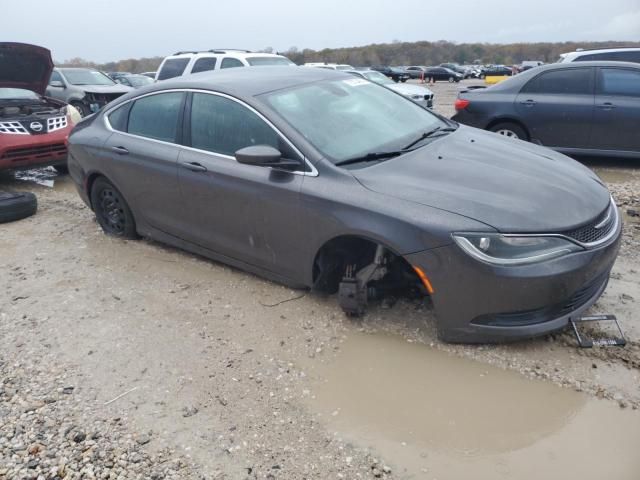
[346,70,434,108]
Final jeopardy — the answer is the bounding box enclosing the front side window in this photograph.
[189,93,283,157]
[598,68,640,97]
[157,58,190,80]
[127,92,184,142]
[246,57,294,67]
[221,58,245,69]
[191,57,217,73]
[263,78,444,164]
[522,68,592,95]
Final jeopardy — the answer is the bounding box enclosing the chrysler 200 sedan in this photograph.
[67,67,621,343]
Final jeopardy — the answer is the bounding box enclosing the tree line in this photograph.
[57,40,640,72]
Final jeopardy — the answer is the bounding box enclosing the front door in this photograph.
[590,67,640,154]
[177,92,307,279]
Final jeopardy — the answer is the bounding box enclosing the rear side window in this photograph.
[157,58,189,80]
[191,57,217,73]
[107,103,131,132]
[598,68,640,97]
[221,58,244,69]
[189,93,289,157]
[522,68,592,95]
[128,92,184,142]
[576,51,640,63]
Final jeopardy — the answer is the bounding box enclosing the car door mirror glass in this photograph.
[49,80,65,88]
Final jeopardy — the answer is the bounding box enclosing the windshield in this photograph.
[362,71,393,85]
[0,88,40,100]
[263,78,445,164]
[246,56,295,66]
[125,75,153,87]
[62,69,116,86]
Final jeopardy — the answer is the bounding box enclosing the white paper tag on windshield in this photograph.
[343,78,369,87]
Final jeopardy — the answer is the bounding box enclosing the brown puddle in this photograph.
[305,331,640,479]
[594,168,637,185]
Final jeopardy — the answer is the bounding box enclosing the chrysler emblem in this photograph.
[30,122,44,132]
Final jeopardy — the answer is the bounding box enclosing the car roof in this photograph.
[166,50,286,59]
[132,66,348,98]
[561,47,640,60]
[475,60,640,93]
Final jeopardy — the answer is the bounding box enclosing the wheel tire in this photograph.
[400,78,407,83]
[448,76,455,83]
[90,177,138,239]
[70,101,89,118]
[0,191,37,224]
[489,122,528,141]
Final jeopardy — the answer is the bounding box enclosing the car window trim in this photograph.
[103,88,318,177]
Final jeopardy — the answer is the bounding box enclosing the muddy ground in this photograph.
[1,79,639,479]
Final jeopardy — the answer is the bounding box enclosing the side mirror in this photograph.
[235,145,301,170]
[49,80,65,88]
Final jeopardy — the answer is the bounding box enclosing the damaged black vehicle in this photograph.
[45,67,132,117]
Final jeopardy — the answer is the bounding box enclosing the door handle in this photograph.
[597,102,615,110]
[181,161,208,172]
[519,99,536,106]
[111,146,129,155]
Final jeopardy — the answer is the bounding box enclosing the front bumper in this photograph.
[405,222,622,343]
[0,126,70,171]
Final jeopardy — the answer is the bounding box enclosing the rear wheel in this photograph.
[448,76,455,83]
[489,122,528,140]
[90,177,138,239]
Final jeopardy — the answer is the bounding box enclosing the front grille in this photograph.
[1,143,67,161]
[472,272,609,327]
[561,201,617,246]
[0,121,29,135]
[47,116,68,132]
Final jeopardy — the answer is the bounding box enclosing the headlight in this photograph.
[452,233,584,266]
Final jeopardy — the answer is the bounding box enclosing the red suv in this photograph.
[0,42,73,172]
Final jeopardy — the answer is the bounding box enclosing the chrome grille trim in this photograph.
[0,121,29,135]
[561,198,619,248]
[47,116,68,132]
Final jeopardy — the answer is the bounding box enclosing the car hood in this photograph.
[352,126,610,233]
[80,84,133,94]
[0,42,53,96]
[387,83,434,96]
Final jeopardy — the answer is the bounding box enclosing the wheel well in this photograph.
[486,118,530,140]
[311,235,420,294]
[85,172,106,209]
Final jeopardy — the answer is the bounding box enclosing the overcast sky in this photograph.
[4,0,640,62]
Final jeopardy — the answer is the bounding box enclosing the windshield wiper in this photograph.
[402,126,457,150]
[334,150,409,167]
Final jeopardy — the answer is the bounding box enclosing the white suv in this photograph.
[557,47,640,63]
[155,49,295,81]
[303,62,354,71]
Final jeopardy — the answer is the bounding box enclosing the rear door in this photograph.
[102,91,187,235]
[515,68,594,148]
[590,67,640,153]
[177,91,306,278]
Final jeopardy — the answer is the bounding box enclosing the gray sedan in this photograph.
[67,67,621,343]
[452,61,640,159]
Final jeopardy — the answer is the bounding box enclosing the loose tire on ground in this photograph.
[90,177,138,239]
[489,122,528,141]
[0,191,37,224]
